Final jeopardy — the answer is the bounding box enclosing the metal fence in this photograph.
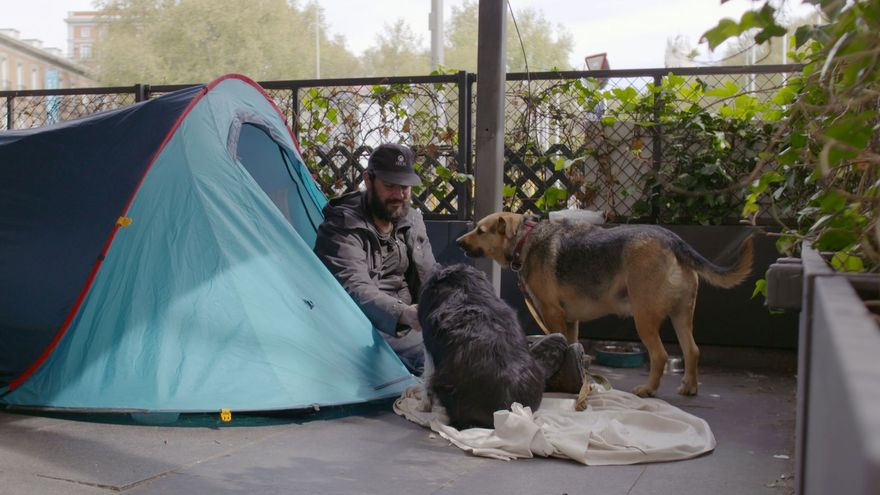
[1,65,801,223]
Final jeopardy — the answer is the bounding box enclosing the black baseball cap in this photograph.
[367,143,421,187]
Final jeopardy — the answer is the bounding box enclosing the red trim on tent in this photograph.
[8,74,309,391]
[9,74,305,391]
[224,74,305,155]
[8,84,212,390]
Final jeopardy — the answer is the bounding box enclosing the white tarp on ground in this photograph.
[394,385,716,465]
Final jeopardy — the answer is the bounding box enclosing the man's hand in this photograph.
[399,304,421,331]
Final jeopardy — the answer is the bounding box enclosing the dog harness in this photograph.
[510,216,538,272]
[510,216,553,335]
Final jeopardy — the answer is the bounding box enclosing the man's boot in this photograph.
[527,334,586,394]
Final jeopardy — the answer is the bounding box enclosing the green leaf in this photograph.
[742,195,760,217]
[611,87,638,104]
[814,229,858,251]
[712,131,730,151]
[453,173,474,183]
[701,19,741,50]
[830,252,865,272]
[778,147,800,165]
[326,107,338,124]
[776,235,797,256]
[702,5,784,50]
[794,24,824,48]
[752,278,767,299]
[705,81,740,98]
[435,165,452,181]
[771,85,798,106]
[823,112,874,150]
[664,73,686,89]
[553,157,570,172]
[790,132,808,149]
[755,22,788,45]
[818,192,846,213]
[762,109,784,122]
[536,186,569,212]
[503,185,517,198]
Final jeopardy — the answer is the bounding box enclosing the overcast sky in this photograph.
[2,0,816,70]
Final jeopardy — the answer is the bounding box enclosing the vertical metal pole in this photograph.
[474,0,506,293]
[291,86,301,140]
[6,96,13,130]
[456,70,471,220]
[134,83,148,102]
[749,45,756,93]
[651,72,663,222]
[430,0,445,71]
[315,8,321,79]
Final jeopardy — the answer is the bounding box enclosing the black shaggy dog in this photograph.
[417,264,545,429]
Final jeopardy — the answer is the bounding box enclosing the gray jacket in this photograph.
[314,190,438,336]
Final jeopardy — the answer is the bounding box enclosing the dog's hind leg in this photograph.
[671,294,699,396]
[563,320,579,345]
[535,300,570,340]
[631,309,667,397]
[416,349,436,412]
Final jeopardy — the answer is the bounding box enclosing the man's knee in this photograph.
[528,334,585,394]
[396,343,425,376]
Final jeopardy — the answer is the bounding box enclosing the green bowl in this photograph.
[594,342,646,368]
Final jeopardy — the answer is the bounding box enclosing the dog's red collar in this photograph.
[510,217,538,272]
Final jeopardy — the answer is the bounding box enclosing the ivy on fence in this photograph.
[287,68,798,224]
[2,67,805,226]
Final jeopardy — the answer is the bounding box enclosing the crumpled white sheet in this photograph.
[393,384,715,465]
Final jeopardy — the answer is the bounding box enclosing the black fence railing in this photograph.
[1,65,803,223]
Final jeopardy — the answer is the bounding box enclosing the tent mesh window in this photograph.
[235,123,323,245]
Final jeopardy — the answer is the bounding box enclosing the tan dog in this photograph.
[456,212,753,397]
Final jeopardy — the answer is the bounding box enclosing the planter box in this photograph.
[793,245,880,495]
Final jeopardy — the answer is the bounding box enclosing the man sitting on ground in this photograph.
[314,143,585,393]
[314,143,435,374]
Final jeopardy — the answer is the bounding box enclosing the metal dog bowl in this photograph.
[665,356,685,374]
[593,341,646,368]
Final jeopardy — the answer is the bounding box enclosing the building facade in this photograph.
[0,29,93,91]
[65,11,103,63]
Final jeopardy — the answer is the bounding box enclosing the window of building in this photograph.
[1,58,7,90]
[31,68,39,89]
[81,26,91,38]
[16,63,23,90]
[80,44,92,59]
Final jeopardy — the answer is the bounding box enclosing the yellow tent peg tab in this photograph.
[220,409,232,423]
[116,216,133,227]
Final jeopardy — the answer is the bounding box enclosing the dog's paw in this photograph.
[631,384,657,398]
[417,393,434,413]
[403,383,425,401]
[433,405,450,425]
[677,380,698,396]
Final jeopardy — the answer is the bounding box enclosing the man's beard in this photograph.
[368,184,410,223]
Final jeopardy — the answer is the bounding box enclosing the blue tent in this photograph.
[0,74,414,412]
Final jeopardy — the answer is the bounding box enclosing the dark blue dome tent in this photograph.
[0,74,414,412]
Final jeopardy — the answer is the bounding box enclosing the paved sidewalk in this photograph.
[0,346,796,495]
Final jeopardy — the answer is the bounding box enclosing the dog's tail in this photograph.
[675,235,754,289]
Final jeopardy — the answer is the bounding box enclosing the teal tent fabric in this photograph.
[0,75,414,412]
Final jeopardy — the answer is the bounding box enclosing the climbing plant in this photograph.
[705,0,880,271]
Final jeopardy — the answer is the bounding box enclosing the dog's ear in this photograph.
[496,214,520,239]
